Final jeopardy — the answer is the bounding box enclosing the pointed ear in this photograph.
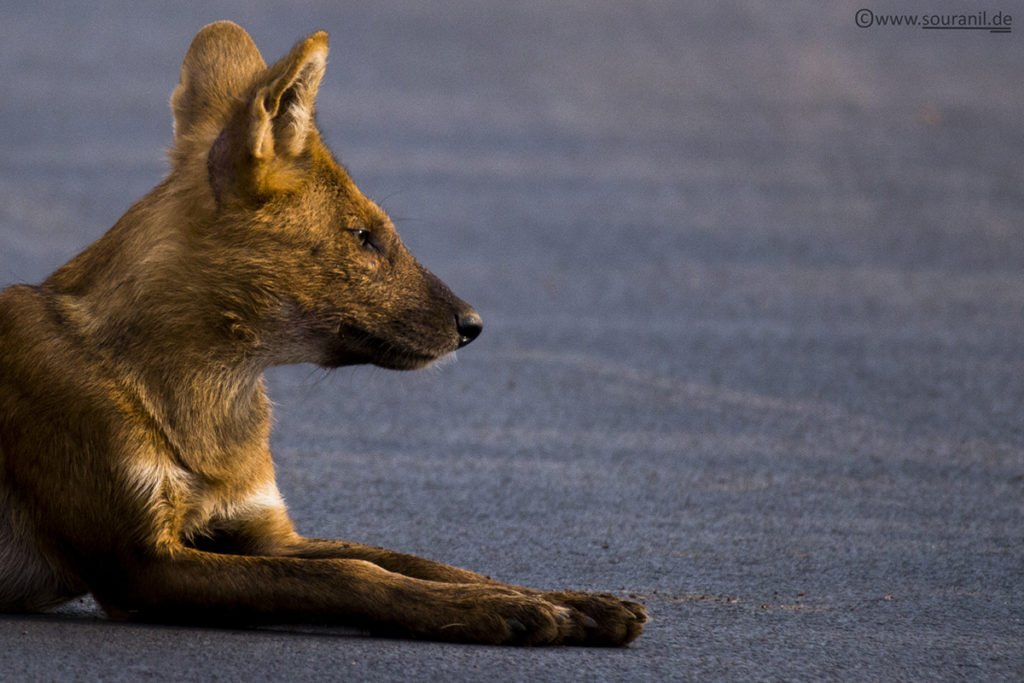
[171,21,266,146]
[246,31,328,160]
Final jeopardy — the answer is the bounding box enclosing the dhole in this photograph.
[0,22,645,645]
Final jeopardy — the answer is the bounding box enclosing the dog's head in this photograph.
[166,22,481,370]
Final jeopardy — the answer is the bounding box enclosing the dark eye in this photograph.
[349,228,373,250]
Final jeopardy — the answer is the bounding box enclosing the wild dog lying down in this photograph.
[0,22,645,645]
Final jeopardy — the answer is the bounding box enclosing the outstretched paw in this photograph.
[543,590,647,646]
[373,585,583,646]
[450,592,582,646]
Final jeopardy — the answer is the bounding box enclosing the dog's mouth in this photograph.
[325,324,455,371]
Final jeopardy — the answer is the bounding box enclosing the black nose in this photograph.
[456,310,483,348]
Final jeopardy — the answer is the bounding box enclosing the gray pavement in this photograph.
[1,1,1022,680]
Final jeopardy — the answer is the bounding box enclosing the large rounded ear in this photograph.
[171,21,266,146]
[202,30,329,204]
[246,31,328,160]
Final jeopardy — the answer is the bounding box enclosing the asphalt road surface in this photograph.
[1,2,1021,680]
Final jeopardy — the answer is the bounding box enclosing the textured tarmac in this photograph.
[1,2,1021,680]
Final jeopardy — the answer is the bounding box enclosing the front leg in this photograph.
[279,535,648,645]
[205,514,646,645]
[96,546,584,645]
[281,536,500,584]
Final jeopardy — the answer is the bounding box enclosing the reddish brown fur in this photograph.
[0,22,645,645]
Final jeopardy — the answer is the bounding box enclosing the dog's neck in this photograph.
[41,182,274,472]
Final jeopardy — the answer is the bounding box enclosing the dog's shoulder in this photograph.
[0,284,111,408]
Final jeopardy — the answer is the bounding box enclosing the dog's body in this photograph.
[0,23,644,645]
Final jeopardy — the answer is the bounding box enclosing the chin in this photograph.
[318,344,448,371]
[372,351,446,371]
